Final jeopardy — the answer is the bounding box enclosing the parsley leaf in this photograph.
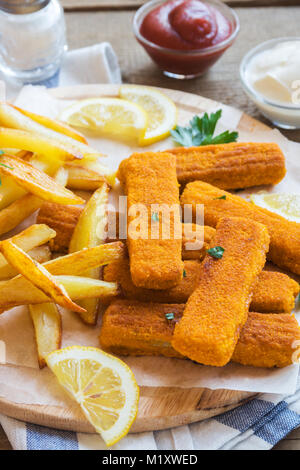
[171,110,238,147]
[165,312,175,321]
[213,195,227,200]
[207,246,225,259]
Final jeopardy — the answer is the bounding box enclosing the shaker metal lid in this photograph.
[0,0,50,14]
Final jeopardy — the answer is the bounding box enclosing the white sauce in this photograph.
[247,41,300,105]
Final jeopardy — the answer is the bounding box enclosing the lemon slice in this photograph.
[251,193,300,223]
[59,98,148,143]
[46,346,139,446]
[119,85,177,146]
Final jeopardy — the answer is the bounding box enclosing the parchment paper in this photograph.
[0,85,299,410]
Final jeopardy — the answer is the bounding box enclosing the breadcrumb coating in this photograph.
[100,300,300,368]
[117,152,183,289]
[104,258,299,313]
[181,181,300,275]
[169,142,286,189]
[171,216,270,367]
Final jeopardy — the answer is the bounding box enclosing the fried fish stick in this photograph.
[100,300,300,368]
[169,142,286,189]
[104,258,299,313]
[37,202,83,253]
[172,216,270,366]
[104,259,203,304]
[117,152,183,289]
[181,181,300,275]
[39,199,214,258]
[252,271,299,313]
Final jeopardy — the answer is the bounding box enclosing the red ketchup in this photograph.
[138,0,237,78]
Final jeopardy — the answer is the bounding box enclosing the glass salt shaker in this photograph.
[0,0,67,84]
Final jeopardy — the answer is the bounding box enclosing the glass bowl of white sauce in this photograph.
[240,38,300,129]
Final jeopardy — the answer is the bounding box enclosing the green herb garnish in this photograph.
[151,212,159,222]
[207,246,225,259]
[214,195,226,200]
[183,269,187,278]
[165,312,175,321]
[171,110,238,147]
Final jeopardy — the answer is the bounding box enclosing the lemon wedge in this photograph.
[46,346,139,446]
[251,193,300,223]
[119,85,177,146]
[59,97,148,144]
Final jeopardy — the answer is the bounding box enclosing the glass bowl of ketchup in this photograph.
[133,0,239,79]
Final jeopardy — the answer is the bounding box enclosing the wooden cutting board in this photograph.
[0,84,269,434]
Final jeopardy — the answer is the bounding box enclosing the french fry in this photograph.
[0,242,124,311]
[0,275,119,311]
[0,155,84,205]
[0,153,65,211]
[69,183,109,324]
[75,158,116,187]
[2,245,51,280]
[0,103,103,160]
[0,193,43,236]
[65,163,107,191]
[0,127,83,162]
[12,104,88,144]
[0,224,55,279]
[0,174,27,211]
[0,240,85,313]
[54,166,69,188]
[29,303,62,369]
[47,242,125,275]
[27,245,51,263]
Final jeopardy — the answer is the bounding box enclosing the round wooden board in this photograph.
[0,84,271,435]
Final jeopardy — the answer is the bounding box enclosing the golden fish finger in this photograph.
[100,300,300,368]
[169,142,286,189]
[172,216,270,366]
[117,152,183,289]
[104,258,299,313]
[181,181,300,275]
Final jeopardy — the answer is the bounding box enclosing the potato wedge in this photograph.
[0,224,55,279]
[69,183,109,324]
[0,240,85,313]
[29,303,62,369]
[0,127,83,162]
[0,275,119,311]
[65,163,107,191]
[12,104,87,144]
[0,103,102,160]
[0,155,84,205]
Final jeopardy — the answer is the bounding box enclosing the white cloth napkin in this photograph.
[2,42,122,100]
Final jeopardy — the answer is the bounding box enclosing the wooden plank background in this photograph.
[61,0,300,10]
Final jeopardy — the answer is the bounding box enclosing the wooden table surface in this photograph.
[1,1,300,451]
